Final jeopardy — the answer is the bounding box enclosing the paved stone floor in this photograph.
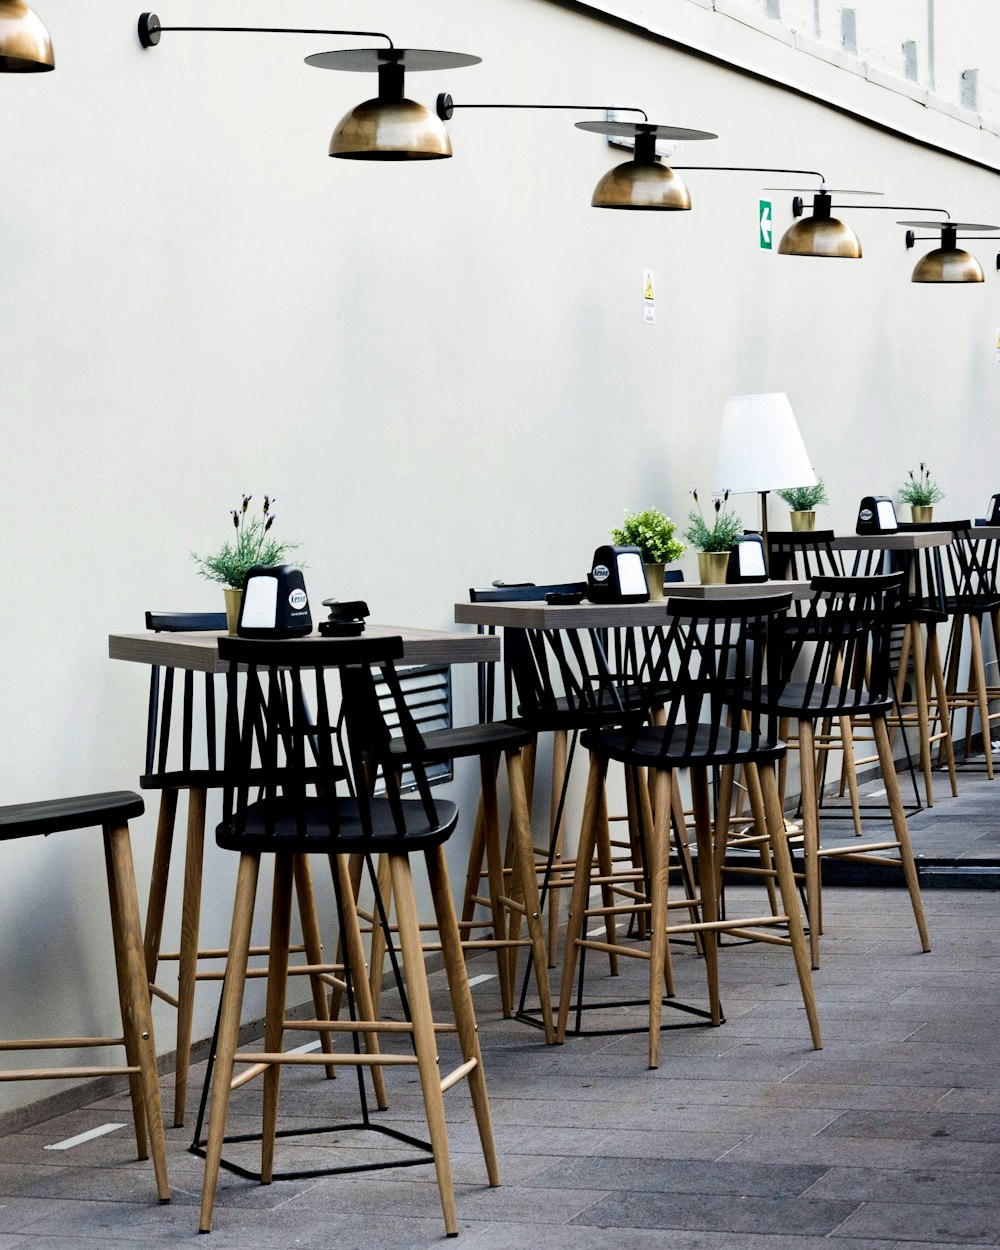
[1,778,999,1249]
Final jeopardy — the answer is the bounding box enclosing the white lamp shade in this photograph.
[712,392,817,495]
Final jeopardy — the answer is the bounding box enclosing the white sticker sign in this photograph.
[643,268,655,324]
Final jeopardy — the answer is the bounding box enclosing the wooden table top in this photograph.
[455,582,812,629]
[831,532,951,551]
[109,624,500,674]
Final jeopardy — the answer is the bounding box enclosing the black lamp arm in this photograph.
[794,198,949,218]
[670,166,826,182]
[138,13,393,49]
[436,94,647,121]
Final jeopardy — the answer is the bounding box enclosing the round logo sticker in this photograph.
[859,508,873,522]
[592,564,610,582]
[288,588,308,610]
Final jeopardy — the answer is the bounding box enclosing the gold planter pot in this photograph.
[697,551,730,585]
[644,563,665,601]
[223,587,243,635]
[911,505,934,523]
[789,510,816,532]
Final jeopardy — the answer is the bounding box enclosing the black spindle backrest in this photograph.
[218,636,440,846]
[777,574,902,714]
[142,610,227,789]
[634,595,791,764]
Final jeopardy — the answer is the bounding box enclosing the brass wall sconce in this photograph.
[436,95,717,209]
[0,0,53,72]
[776,186,877,258]
[901,220,999,283]
[137,13,480,160]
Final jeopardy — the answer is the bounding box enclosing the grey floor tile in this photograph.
[835,1199,1000,1243]
[570,1190,861,1235]
[526,1155,829,1197]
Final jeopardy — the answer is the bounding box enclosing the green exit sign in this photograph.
[759,198,773,250]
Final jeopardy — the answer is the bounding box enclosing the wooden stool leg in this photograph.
[424,844,501,1188]
[838,716,863,837]
[460,794,488,929]
[928,626,959,797]
[173,786,206,1127]
[332,852,387,1111]
[547,729,568,967]
[199,852,260,1234]
[690,768,721,1026]
[506,748,555,1042]
[104,822,170,1202]
[105,831,149,1160]
[480,755,513,1015]
[969,615,995,780]
[636,765,675,995]
[909,623,934,807]
[797,721,822,970]
[388,853,460,1237]
[261,852,294,1184]
[595,784,619,976]
[742,762,780,917]
[670,772,703,943]
[143,790,177,989]
[291,854,336,1079]
[758,767,822,1049]
[873,717,931,953]
[556,754,606,1043]
[646,768,671,1070]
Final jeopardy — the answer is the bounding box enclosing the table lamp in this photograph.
[712,392,817,562]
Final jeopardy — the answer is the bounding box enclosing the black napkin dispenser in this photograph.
[237,565,313,638]
[855,496,898,535]
[586,545,649,604]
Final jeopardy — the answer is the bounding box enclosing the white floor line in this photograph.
[287,1040,323,1055]
[467,974,497,987]
[867,788,887,798]
[45,1123,125,1151]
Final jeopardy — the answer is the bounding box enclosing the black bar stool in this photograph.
[0,791,169,1201]
[140,610,335,1125]
[555,595,821,1068]
[196,635,498,1237]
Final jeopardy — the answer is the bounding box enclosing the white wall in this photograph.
[2,0,999,1115]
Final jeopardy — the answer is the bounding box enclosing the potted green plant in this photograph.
[777,480,828,532]
[899,463,944,523]
[192,494,300,633]
[684,490,744,584]
[610,507,685,601]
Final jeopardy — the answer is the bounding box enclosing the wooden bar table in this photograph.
[109,622,499,1124]
[454,580,811,631]
[111,622,500,672]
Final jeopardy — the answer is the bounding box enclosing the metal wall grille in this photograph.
[374,663,453,793]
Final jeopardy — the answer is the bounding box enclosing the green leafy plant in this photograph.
[777,480,829,512]
[192,494,299,589]
[899,463,945,507]
[683,490,744,553]
[610,507,685,565]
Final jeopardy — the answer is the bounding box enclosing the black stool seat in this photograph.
[583,723,785,769]
[217,796,458,854]
[762,681,893,719]
[0,791,145,840]
[387,721,532,764]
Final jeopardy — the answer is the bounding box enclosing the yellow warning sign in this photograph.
[644,272,654,300]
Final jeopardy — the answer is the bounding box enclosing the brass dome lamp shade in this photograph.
[306,48,479,160]
[0,0,53,72]
[900,220,998,283]
[137,14,480,160]
[434,98,716,209]
[575,120,717,209]
[778,190,862,258]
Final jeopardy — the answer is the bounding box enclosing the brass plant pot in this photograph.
[789,510,816,532]
[698,551,730,585]
[644,562,665,601]
[223,587,243,636]
[911,505,934,523]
